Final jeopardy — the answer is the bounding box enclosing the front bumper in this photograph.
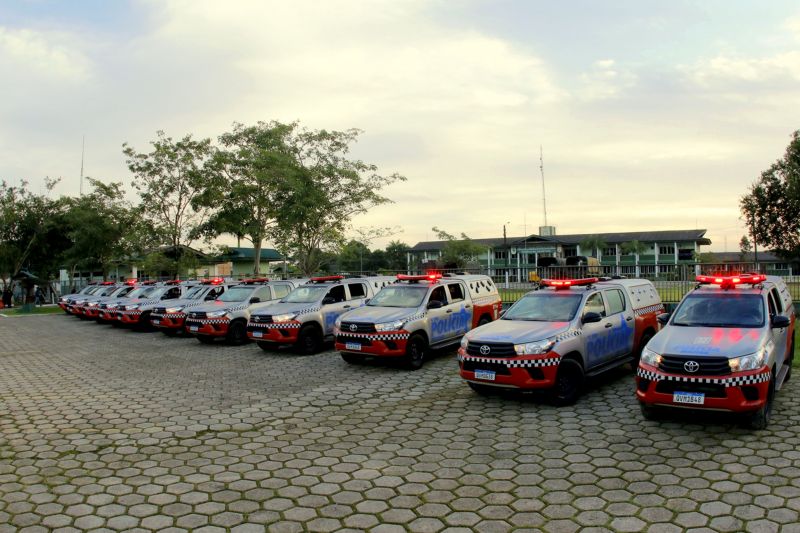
[333,328,410,357]
[636,364,771,413]
[185,318,230,337]
[99,309,117,321]
[457,349,562,389]
[58,302,69,312]
[151,312,186,330]
[117,310,144,324]
[246,321,302,344]
[83,306,101,318]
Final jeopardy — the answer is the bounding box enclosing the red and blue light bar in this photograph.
[201,277,225,285]
[696,274,766,288]
[310,276,344,282]
[542,278,599,290]
[397,272,442,282]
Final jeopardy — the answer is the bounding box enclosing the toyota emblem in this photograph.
[349,324,358,332]
[479,345,491,355]
[683,360,700,373]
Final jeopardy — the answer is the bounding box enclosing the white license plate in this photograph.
[345,342,362,351]
[474,370,496,381]
[190,326,198,332]
[153,320,160,325]
[674,391,704,405]
[252,331,263,338]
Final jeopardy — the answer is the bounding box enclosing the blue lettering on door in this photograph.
[586,315,634,364]
[431,306,471,342]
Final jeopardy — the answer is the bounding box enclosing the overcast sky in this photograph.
[2,0,799,251]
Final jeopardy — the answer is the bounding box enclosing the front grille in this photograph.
[100,303,108,309]
[462,360,511,375]
[340,322,376,333]
[466,341,516,357]
[250,315,274,324]
[336,335,373,346]
[655,380,727,398]
[188,311,207,319]
[659,355,731,376]
[153,307,166,314]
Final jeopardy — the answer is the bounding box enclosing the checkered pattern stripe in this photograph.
[458,354,562,368]
[297,306,321,316]
[249,322,302,329]
[637,367,771,387]
[634,304,665,316]
[151,312,185,320]
[338,331,410,341]
[119,310,142,316]
[555,329,581,342]
[185,318,230,325]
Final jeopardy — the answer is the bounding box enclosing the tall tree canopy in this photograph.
[431,227,486,268]
[123,131,216,276]
[740,130,800,257]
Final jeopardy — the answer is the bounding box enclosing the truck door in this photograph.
[345,282,368,311]
[427,285,455,344]
[768,288,789,371]
[581,291,617,368]
[321,285,349,335]
[603,288,636,358]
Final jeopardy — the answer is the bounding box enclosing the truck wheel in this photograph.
[404,334,427,370]
[197,335,216,344]
[296,325,323,355]
[633,331,654,366]
[226,321,248,345]
[468,382,494,396]
[639,403,659,421]
[162,329,178,337]
[747,372,775,430]
[550,359,584,406]
[257,341,276,352]
[341,352,363,365]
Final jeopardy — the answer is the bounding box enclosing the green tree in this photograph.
[621,240,648,257]
[740,130,800,257]
[579,235,607,258]
[384,240,409,271]
[196,122,297,275]
[271,125,406,275]
[123,131,216,277]
[739,235,753,261]
[431,227,486,268]
[337,240,371,272]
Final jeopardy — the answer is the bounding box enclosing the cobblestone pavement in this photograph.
[2,315,800,533]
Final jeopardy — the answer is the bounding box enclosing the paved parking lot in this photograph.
[2,315,800,532]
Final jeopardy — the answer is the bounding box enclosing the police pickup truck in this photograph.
[247,276,395,355]
[59,284,102,313]
[150,278,230,336]
[185,278,301,345]
[335,273,502,369]
[69,282,121,318]
[116,281,190,329]
[458,277,663,404]
[637,274,795,429]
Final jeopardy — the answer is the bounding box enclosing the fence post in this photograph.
[504,270,509,289]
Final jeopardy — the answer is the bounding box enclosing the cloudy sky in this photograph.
[2,0,799,251]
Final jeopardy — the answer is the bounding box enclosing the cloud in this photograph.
[0,26,91,82]
[682,51,800,86]
[578,59,637,101]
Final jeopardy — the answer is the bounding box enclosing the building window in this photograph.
[494,251,507,260]
[659,245,675,255]
[678,249,694,260]
[603,247,617,257]
[563,245,577,257]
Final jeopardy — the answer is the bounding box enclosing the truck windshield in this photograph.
[672,293,765,328]
[504,293,582,322]
[98,286,118,296]
[368,286,427,308]
[282,286,328,304]
[183,286,205,300]
[126,287,154,299]
[218,286,252,302]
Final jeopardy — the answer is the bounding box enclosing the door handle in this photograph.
[446,309,453,313]
[604,323,613,328]
[343,305,351,309]
[626,316,633,322]
[465,305,472,309]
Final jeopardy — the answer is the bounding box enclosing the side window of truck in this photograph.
[604,289,625,315]
[770,288,783,314]
[327,285,346,303]
[584,293,606,317]
[447,283,465,302]
[272,284,290,299]
[429,286,447,306]
[254,286,272,301]
[347,283,367,300]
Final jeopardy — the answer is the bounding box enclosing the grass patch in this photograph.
[0,305,64,317]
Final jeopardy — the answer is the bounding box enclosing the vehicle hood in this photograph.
[153,298,206,311]
[338,306,420,324]
[464,319,572,345]
[189,300,248,314]
[648,325,764,358]
[250,302,320,318]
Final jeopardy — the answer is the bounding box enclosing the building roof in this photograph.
[220,247,283,262]
[708,252,782,263]
[410,229,710,251]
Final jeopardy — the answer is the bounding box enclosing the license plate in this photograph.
[252,331,263,338]
[345,342,362,351]
[674,391,704,405]
[190,326,198,332]
[153,320,160,325]
[474,370,496,381]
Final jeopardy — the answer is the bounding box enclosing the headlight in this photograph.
[87,302,98,307]
[460,336,469,349]
[375,320,405,332]
[272,313,297,323]
[126,304,140,311]
[514,338,556,355]
[640,347,662,367]
[165,306,183,314]
[206,310,228,318]
[335,316,344,328]
[729,348,768,373]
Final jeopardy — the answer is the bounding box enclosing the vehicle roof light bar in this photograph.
[695,273,766,289]
[309,275,344,283]
[541,278,599,290]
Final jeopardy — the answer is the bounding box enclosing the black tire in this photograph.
[404,334,427,370]
[295,325,323,355]
[135,313,152,331]
[197,335,216,344]
[341,352,363,365]
[226,321,248,345]
[640,403,658,421]
[550,358,585,406]
[634,331,654,366]
[257,341,277,352]
[477,315,491,327]
[468,382,494,396]
[748,370,775,430]
[162,329,179,337]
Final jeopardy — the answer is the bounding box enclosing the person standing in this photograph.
[2,287,12,308]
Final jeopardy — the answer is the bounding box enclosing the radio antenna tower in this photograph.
[79,135,85,196]
[540,145,548,226]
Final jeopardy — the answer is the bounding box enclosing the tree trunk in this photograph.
[253,238,262,276]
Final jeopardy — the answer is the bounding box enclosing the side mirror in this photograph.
[249,297,261,304]
[657,312,671,325]
[582,311,603,324]
[322,297,336,305]
[771,315,791,328]
[427,300,443,310]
